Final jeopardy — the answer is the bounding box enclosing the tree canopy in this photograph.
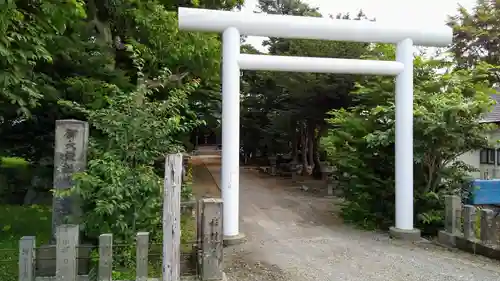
[0,0,241,244]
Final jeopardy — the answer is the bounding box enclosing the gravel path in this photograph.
[201,160,500,281]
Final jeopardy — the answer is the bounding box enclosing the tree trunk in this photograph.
[291,120,298,162]
[307,120,315,168]
[312,133,322,178]
[311,124,327,178]
[300,122,308,175]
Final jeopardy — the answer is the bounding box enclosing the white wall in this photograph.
[458,129,500,179]
[457,151,481,179]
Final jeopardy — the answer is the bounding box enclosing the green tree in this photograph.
[0,0,244,244]
[0,0,241,195]
[62,51,203,243]
[0,0,86,117]
[448,0,500,83]
[321,44,496,234]
[240,0,370,176]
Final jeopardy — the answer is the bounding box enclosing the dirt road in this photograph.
[200,158,500,281]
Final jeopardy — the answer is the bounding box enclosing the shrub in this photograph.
[0,157,31,204]
[59,48,202,244]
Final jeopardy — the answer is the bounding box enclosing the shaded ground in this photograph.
[195,155,500,281]
[190,155,221,199]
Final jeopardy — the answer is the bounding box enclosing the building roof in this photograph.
[480,93,500,123]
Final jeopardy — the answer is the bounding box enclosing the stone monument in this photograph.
[51,119,89,241]
[38,120,90,277]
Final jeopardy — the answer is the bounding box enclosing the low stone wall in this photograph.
[438,195,500,260]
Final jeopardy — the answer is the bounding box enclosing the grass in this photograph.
[113,213,198,279]
[180,213,197,251]
[0,204,52,281]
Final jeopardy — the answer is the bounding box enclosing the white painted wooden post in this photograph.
[55,225,79,281]
[98,234,112,281]
[196,199,204,271]
[163,153,183,281]
[19,236,36,281]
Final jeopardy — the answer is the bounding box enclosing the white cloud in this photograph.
[241,0,476,53]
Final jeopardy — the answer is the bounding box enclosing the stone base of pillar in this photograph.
[389,226,421,242]
[223,233,247,247]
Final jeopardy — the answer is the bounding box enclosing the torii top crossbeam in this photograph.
[178,8,452,47]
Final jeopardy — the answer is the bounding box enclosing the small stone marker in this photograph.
[51,120,89,242]
[19,236,36,281]
[462,205,476,240]
[55,225,79,281]
[269,156,277,176]
[136,232,149,281]
[444,195,461,234]
[200,198,224,281]
[99,234,113,281]
[290,161,300,183]
[320,162,334,196]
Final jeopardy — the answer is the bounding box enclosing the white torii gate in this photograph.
[178,7,452,242]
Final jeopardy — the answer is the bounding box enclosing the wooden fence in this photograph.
[18,197,224,281]
[438,195,500,260]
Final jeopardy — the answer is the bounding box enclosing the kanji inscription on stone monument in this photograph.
[51,120,89,242]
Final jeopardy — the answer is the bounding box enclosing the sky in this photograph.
[240,0,477,52]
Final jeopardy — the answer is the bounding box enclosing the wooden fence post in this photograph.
[196,199,204,271]
[163,153,182,281]
[19,236,36,281]
[98,234,112,281]
[200,198,224,281]
[56,225,79,281]
[136,232,149,281]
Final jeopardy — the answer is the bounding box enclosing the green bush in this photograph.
[56,50,202,273]
[0,157,29,168]
[0,157,32,204]
[321,44,496,235]
[182,161,194,201]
